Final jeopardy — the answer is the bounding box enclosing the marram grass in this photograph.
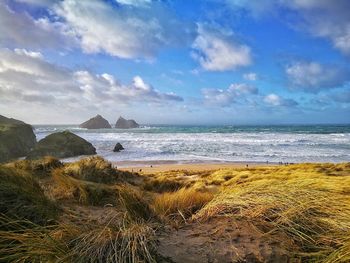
[0,157,349,262]
[195,164,350,262]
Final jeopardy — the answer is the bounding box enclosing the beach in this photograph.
[118,161,276,173]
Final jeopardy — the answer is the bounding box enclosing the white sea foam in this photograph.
[34,126,350,163]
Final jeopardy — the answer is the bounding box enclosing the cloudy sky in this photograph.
[0,0,349,124]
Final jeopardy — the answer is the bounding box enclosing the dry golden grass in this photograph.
[143,177,184,193]
[69,214,156,263]
[0,213,157,263]
[0,166,59,226]
[152,187,214,221]
[61,156,120,184]
[1,157,349,262]
[0,215,71,262]
[195,163,350,262]
[5,156,63,178]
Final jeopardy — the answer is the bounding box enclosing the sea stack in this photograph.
[115,116,139,129]
[79,115,111,129]
[113,142,124,152]
[0,115,36,163]
[27,131,96,159]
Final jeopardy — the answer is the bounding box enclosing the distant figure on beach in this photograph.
[139,169,142,172]
[150,165,153,168]
[246,164,249,168]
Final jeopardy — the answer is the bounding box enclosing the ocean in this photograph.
[33,124,350,165]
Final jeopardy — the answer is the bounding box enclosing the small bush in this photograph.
[0,166,59,226]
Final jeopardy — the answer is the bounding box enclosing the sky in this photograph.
[0,0,349,125]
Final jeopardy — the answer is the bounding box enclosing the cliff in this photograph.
[0,115,36,162]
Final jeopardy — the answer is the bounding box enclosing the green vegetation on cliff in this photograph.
[0,115,36,163]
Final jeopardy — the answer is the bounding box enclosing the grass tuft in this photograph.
[195,168,350,262]
[51,168,118,206]
[153,188,213,221]
[69,214,156,263]
[5,156,63,178]
[0,166,59,226]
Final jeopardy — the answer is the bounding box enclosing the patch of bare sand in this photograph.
[156,216,298,263]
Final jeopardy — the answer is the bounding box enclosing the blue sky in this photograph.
[0,0,349,124]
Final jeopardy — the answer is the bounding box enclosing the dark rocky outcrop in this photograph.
[27,131,96,159]
[113,143,124,152]
[0,115,36,163]
[115,116,139,129]
[79,114,111,129]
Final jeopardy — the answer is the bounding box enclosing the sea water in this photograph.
[33,125,350,164]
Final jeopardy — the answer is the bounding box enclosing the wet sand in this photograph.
[117,161,277,173]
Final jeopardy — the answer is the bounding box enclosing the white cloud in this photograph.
[53,0,192,59]
[285,0,350,55]
[14,48,43,59]
[243,72,257,81]
[225,0,350,55]
[0,48,183,110]
[286,61,349,92]
[1,1,193,59]
[14,0,59,7]
[202,83,258,106]
[0,2,75,49]
[115,0,151,7]
[264,93,298,107]
[192,24,252,71]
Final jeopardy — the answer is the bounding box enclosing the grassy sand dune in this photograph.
[0,157,349,262]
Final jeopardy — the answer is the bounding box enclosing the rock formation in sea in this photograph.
[27,131,96,159]
[113,142,124,152]
[79,114,111,129]
[0,115,36,163]
[115,116,139,129]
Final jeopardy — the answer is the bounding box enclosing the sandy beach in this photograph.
[117,161,277,173]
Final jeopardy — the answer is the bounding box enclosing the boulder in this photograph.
[115,116,139,129]
[113,143,124,152]
[79,114,111,129]
[0,115,36,163]
[27,131,96,159]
